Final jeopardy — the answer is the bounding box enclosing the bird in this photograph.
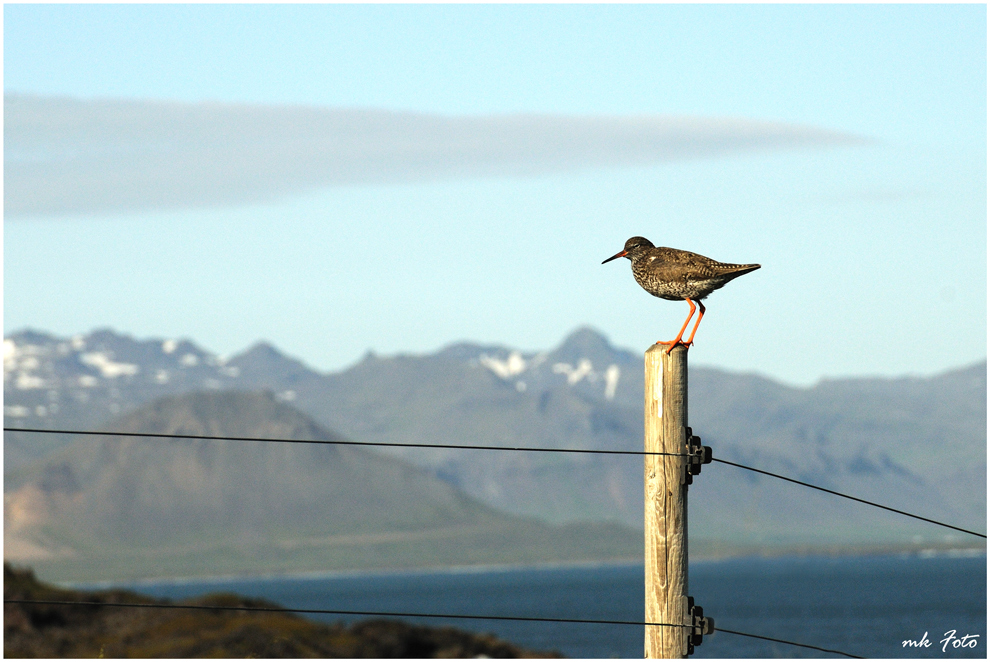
[602,236,760,353]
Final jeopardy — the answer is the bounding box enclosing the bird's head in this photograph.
[601,236,655,264]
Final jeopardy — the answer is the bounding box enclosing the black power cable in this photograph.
[6,426,985,538]
[4,598,864,658]
[711,457,987,539]
[713,624,863,658]
[2,426,690,457]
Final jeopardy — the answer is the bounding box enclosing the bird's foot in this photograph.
[655,340,691,354]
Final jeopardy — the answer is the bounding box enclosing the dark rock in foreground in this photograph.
[3,564,561,658]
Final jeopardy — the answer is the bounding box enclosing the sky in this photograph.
[3,3,986,387]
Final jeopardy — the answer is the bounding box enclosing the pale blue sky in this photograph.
[4,3,986,386]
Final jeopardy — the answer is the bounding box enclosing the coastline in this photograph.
[58,544,986,590]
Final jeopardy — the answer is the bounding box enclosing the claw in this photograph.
[656,339,691,354]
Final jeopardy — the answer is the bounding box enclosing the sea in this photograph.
[77,551,986,659]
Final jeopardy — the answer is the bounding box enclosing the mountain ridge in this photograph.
[4,390,642,582]
[5,326,985,561]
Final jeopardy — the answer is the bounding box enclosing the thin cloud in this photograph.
[4,94,868,218]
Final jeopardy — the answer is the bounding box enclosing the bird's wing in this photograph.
[655,248,722,281]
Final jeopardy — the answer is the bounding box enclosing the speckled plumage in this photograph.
[602,236,760,351]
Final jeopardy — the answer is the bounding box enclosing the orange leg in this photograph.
[683,300,706,346]
[657,298,696,354]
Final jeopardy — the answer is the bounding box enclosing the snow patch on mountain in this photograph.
[5,339,54,389]
[475,343,623,402]
[4,339,18,369]
[2,330,247,427]
[15,373,48,390]
[80,352,140,378]
[553,359,593,385]
[604,365,621,401]
[479,351,527,379]
[552,358,621,400]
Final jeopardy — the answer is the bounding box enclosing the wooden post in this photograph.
[644,343,689,658]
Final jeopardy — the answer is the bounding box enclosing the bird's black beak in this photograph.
[602,250,628,265]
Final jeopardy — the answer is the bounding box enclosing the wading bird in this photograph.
[602,236,760,353]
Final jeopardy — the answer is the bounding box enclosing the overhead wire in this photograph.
[3,598,864,658]
[6,426,985,538]
[2,426,691,457]
[2,425,974,658]
[713,624,863,658]
[710,457,987,539]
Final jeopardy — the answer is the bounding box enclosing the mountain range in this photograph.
[4,327,986,580]
[4,389,640,582]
